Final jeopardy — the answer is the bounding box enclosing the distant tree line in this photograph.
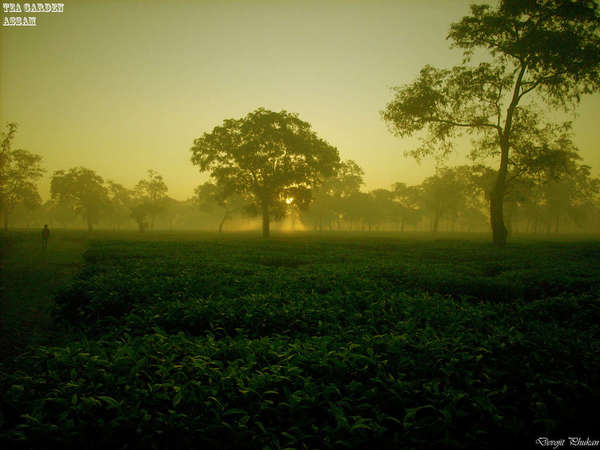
[1,1,599,245]
[2,112,599,235]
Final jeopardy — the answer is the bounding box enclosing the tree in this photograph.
[303,159,364,231]
[107,181,134,230]
[191,108,340,237]
[527,153,599,232]
[0,123,17,193]
[134,169,168,230]
[382,0,600,246]
[419,168,469,232]
[391,182,422,231]
[2,150,44,231]
[344,191,378,231]
[45,198,77,228]
[50,167,108,231]
[130,203,152,232]
[0,123,45,230]
[193,182,247,233]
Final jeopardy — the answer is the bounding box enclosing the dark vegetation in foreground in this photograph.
[1,231,599,449]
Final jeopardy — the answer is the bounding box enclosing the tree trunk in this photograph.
[432,215,439,233]
[87,218,93,232]
[218,211,230,233]
[490,186,507,246]
[490,141,509,247]
[262,203,270,238]
[3,212,7,231]
[490,65,527,247]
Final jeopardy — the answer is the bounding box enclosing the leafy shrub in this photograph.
[2,236,599,449]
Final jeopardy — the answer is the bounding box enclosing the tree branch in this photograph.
[518,71,568,100]
[424,116,502,131]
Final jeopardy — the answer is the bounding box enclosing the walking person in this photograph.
[41,224,50,249]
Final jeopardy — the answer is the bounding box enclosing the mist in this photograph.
[2,1,600,449]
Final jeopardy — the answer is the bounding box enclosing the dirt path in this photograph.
[0,231,88,362]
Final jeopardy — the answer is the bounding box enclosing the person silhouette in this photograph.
[41,224,50,249]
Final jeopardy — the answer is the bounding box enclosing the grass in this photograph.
[1,230,599,449]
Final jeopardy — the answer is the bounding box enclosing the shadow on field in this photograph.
[0,230,89,361]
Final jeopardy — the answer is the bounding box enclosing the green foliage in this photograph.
[190,108,341,236]
[50,167,109,231]
[0,123,45,229]
[133,170,169,231]
[2,235,599,449]
[382,0,600,245]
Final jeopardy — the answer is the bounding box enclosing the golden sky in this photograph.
[1,0,599,200]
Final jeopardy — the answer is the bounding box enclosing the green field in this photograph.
[1,231,599,449]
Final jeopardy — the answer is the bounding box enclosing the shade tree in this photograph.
[391,182,422,231]
[193,182,248,232]
[0,123,44,230]
[418,167,470,232]
[191,108,340,237]
[382,0,600,245]
[134,169,168,230]
[106,181,134,230]
[302,159,365,231]
[50,167,109,231]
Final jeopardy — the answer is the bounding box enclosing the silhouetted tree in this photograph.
[44,198,77,228]
[130,203,151,232]
[0,123,44,230]
[160,197,185,230]
[419,168,469,232]
[193,182,247,232]
[304,159,364,231]
[50,167,108,231]
[107,181,134,230]
[382,0,600,246]
[343,192,379,231]
[392,183,421,231]
[368,189,396,230]
[134,169,168,230]
[191,108,340,237]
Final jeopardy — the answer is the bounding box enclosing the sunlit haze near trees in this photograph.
[2,0,598,202]
[2,3,600,447]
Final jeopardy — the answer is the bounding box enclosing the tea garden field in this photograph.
[1,231,599,449]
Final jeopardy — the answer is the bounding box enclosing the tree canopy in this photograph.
[382,0,600,246]
[0,123,44,230]
[50,167,108,231]
[134,169,168,230]
[193,181,248,233]
[190,108,340,237]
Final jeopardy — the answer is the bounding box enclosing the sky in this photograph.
[1,0,599,201]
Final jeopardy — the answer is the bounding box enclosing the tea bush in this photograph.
[2,234,599,449]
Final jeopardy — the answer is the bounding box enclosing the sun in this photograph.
[285,197,294,205]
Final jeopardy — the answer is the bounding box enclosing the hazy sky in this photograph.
[1,0,599,201]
